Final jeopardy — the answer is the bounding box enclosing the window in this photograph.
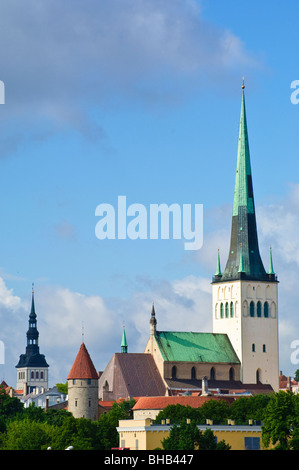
[257,301,262,317]
[263,344,266,352]
[225,302,229,318]
[210,367,216,380]
[41,372,44,379]
[220,303,224,318]
[244,437,260,450]
[229,367,234,380]
[250,301,255,317]
[264,301,269,318]
[191,367,196,379]
[171,366,177,379]
[36,371,39,379]
[230,301,234,318]
[252,344,255,352]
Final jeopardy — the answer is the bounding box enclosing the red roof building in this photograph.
[67,342,99,380]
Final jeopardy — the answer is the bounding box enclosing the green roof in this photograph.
[154,331,240,364]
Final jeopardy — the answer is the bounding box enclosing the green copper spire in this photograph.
[215,249,222,276]
[121,325,128,353]
[268,247,275,275]
[232,81,254,217]
[214,80,274,283]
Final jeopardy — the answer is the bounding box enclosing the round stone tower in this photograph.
[67,342,99,421]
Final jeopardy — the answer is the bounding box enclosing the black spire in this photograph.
[16,284,49,369]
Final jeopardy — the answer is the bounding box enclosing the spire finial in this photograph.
[82,321,84,343]
[242,77,245,89]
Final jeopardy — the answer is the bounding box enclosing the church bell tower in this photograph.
[212,82,279,391]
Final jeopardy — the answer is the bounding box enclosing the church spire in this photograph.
[121,324,128,353]
[216,81,272,282]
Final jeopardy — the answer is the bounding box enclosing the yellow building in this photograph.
[117,418,268,451]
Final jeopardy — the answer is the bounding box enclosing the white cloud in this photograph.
[0,0,258,143]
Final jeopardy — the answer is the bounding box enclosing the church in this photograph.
[97,82,279,402]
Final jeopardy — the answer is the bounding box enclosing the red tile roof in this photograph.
[67,342,98,380]
[133,395,235,411]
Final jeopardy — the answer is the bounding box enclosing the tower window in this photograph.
[210,367,216,380]
[220,303,224,318]
[252,344,255,352]
[230,302,234,318]
[191,367,196,379]
[225,302,229,318]
[250,301,255,317]
[263,344,266,352]
[171,366,177,379]
[264,302,269,318]
[257,301,262,317]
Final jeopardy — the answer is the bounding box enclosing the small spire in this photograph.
[30,282,36,316]
[150,301,157,335]
[268,246,275,275]
[121,323,128,353]
[215,249,222,276]
[242,76,245,90]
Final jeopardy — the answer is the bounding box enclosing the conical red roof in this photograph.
[67,342,98,380]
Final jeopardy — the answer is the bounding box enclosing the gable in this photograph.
[154,331,240,364]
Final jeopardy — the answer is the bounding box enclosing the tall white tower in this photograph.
[212,83,279,391]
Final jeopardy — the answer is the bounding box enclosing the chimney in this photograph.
[201,376,210,396]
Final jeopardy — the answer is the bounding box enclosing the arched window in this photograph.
[257,301,262,317]
[263,344,266,353]
[210,367,216,380]
[264,302,269,318]
[225,302,229,318]
[220,303,224,318]
[250,301,255,317]
[252,344,255,352]
[171,366,177,379]
[191,367,196,379]
[230,301,234,318]
[256,369,262,383]
[229,367,234,380]
[36,371,39,379]
[40,371,44,379]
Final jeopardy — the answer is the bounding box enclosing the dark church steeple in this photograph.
[16,284,49,393]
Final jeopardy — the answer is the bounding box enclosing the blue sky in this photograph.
[0,0,299,387]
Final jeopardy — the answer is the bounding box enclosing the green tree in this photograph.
[97,399,136,449]
[154,404,201,425]
[161,421,230,450]
[56,382,68,394]
[0,385,24,421]
[262,391,299,450]
[294,370,299,383]
[1,419,52,450]
[200,399,230,424]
